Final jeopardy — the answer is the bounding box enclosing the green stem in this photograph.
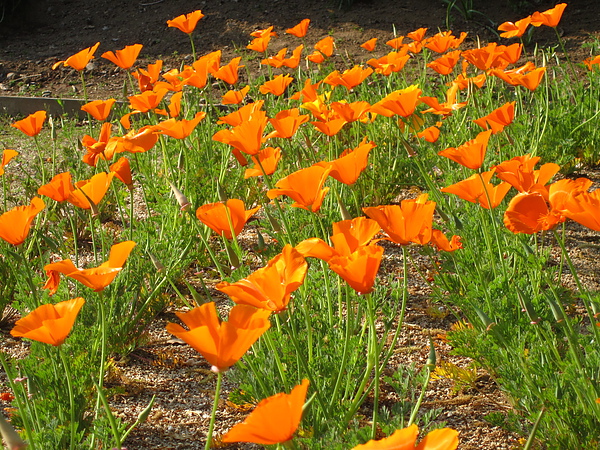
[205,371,222,450]
[58,347,77,449]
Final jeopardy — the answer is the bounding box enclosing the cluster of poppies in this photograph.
[3,1,598,447]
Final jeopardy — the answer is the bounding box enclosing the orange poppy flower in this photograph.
[286,19,310,38]
[363,194,435,246]
[499,43,523,65]
[68,172,115,211]
[214,57,244,85]
[44,241,136,294]
[166,302,271,373]
[290,78,321,102]
[385,36,405,50]
[461,43,510,71]
[311,117,348,137]
[558,188,600,232]
[315,139,375,185]
[361,38,378,52]
[167,91,182,118]
[217,100,265,127]
[167,10,205,34]
[267,108,309,139]
[420,84,467,116]
[247,26,277,53]
[101,44,143,69]
[222,379,309,444]
[11,298,85,347]
[296,216,381,262]
[153,111,206,139]
[499,16,531,38]
[367,50,411,76]
[132,59,163,92]
[11,110,46,137]
[328,244,384,295]
[548,177,593,213]
[82,122,114,166]
[584,55,600,71]
[351,423,458,450]
[441,170,511,209]
[282,45,304,69]
[106,126,159,154]
[0,197,45,246]
[371,86,422,118]
[493,154,560,194]
[38,172,73,202]
[324,66,373,91]
[530,3,567,28]
[417,125,441,143]
[473,102,515,134]
[314,36,334,57]
[504,192,564,234]
[407,27,428,43]
[490,64,546,91]
[110,157,133,190]
[127,89,168,113]
[222,85,251,105]
[0,149,18,176]
[307,50,326,64]
[217,245,307,312]
[430,229,463,252]
[81,99,116,121]
[212,113,268,156]
[244,147,282,178]
[52,42,100,71]
[196,199,260,240]
[427,50,462,76]
[438,130,492,170]
[330,101,371,123]
[259,74,294,96]
[424,31,467,53]
[267,165,331,212]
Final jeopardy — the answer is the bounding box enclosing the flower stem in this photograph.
[205,371,222,450]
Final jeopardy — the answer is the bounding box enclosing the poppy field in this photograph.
[2,2,600,448]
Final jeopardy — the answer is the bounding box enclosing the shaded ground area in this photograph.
[1,0,600,98]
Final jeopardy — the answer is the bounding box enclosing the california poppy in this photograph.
[504,192,564,234]
[167,10,205,34]
[38,172,73,202]
[244,147,282,178]
[441,170,511,209]
[217,245,307,312]
[367,50,411,76]
[0,197,45,246]
[106,126,159,154]
[420,84,467,116]
[424,31,467,53]
[259,74,294,96]
[44,241,136,294]
[363,194,435,246]
[286,19,310,38]
[438,130,492,170]
[153,111,206,139]
[217,100,265,127]
[473,102,515,134]
[267,108,309,139]
[67,172,115,211]
[247,26,277,53]
[127,89,168,113]
[214,57,244,85]
[407,27,428,43]
[314,36,335,57]
[461,43,510,71]
[212,113,268,156]
[417,125,441,143]
[110,157,133,190]
[351,423,458,450]
[370,86,422,118]
[290,78,321,102]
[81,122,114,166]
[324,66,373,91]
[385,36,405,50]
[101,44,143,69]
[307,50,326,64]
[222,86,251,105]
[222,379,309,444]
[330,101,371,123]
[430,229,463,252]
[281,45,304,69]
[11,110,46,137]
[493,154,560,194]
[81,99,116,121]
[196,199,260,240]
[427,50,462,76]
[584,55,600,71]
[315,139,375,185]
[530,3,567,28]
[328,245,384,295]
[0,149,18,176]
[166,302,271,373]
[267,165,331,212]
[311,117,347,137]
[361,38,378,52]
[296,217,381,261]
[52,42,100,71]
[498,16,531,38]
[132,59,163,92]
[558,188,600,232]
[11,298,85,347]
